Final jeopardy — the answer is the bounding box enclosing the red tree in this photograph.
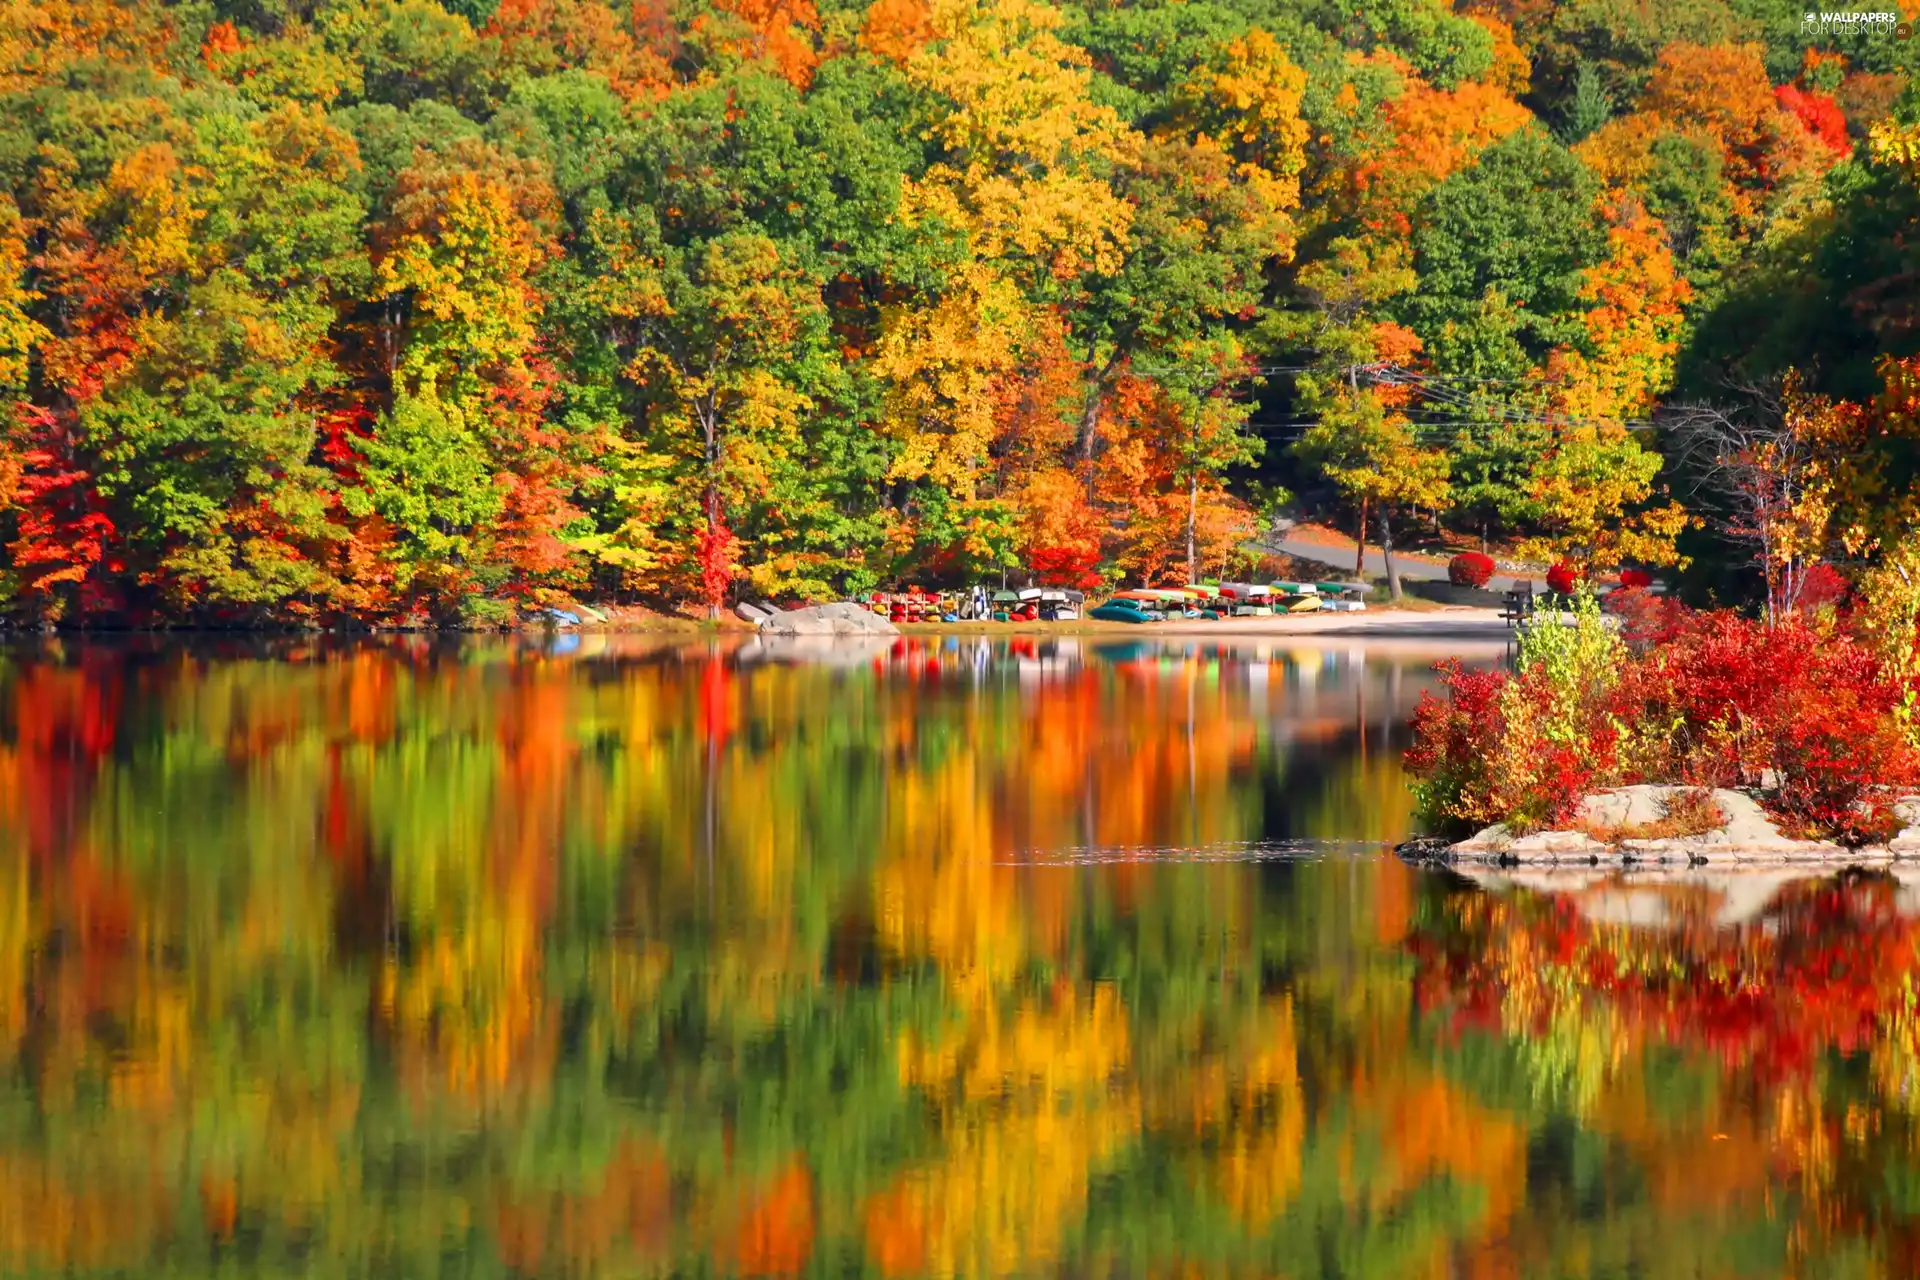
[1775,84,1850,158]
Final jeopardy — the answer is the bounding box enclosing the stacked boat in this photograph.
[856,588,1085,622]
[854,578,1372,625]
[1084,579,1373,622]
[1268,581,1370,612]
[1089,588,1229,622]
[1217,583,1274,615]
[1315,582,1370,612]
[986,588,1083,621]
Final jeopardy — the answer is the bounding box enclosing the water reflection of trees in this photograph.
[1412,866,1920,1278]
[0,638,1573,1277]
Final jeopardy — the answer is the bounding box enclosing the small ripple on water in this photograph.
[1001,837,1394,864]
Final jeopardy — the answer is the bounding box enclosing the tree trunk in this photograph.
[1481,515,1489,555]
[1185,470,1198,583]
[701,402,723,622]
[1353,494,1369,579]
[1078,392,1101,493]
[704,488,721,622]
[1378,506,1403,602]
[1079,351,1117,500]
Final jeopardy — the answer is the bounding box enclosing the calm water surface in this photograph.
[3,633,1916,1277]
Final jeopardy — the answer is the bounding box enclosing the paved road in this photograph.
[1269,536,1548,590]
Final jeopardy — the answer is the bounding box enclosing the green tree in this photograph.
[1561,60,1613,141]
[1405,127,1610,364]
[1277,237,1450,596]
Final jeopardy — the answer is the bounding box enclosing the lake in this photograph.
[1,632,1915,1277]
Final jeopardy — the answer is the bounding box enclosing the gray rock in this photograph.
[1618,837,1693,863]
[1506,830,1614,860]
[739,635,897,666]
[1891,795,1920,856]
[1713,790,1789,848]
[1449,784,1878,865]
[758,601,899,637]
[1394,836,1454,863]
[1578,784,1692,831]
[1452,823,1514,855]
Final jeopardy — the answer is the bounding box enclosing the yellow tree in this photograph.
[1296,387,1450,600]
[873,0,1144,567]
[1166,29,1310,219]
[356,139,565,596]
[0,195,43,529]
[896,0,1139,288]
[871,263,1030,570]
[1281,236,1447,594]
[1522,199,1692,571]
[577,207,828,608]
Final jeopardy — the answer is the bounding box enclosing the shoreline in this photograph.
[0,606,1517,641]
[895,607,1514,639]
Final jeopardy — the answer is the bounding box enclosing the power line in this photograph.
[1121,358,1664,436]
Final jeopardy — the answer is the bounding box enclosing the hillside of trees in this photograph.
[1,0,1917,622]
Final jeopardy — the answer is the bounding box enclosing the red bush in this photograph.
[1028,543,1102,589]
[1406,660,1507,828]
[1407,606,1920,841]
[1610,612,1920,837]
[1797,562,1849,613]
[1407,660,1607,833]
[1447,552,1495,588]
[1546,561,1582,595]
[1618,567,1653,590]
[1605,587,1687,648]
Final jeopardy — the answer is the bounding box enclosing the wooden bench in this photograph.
[1501,584,1535,626]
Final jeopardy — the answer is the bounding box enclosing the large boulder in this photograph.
[1576,784,1677,831]
[1447,785,1872,866]
[757,601,899,637]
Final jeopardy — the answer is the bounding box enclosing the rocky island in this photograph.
[1406,784,1920,867]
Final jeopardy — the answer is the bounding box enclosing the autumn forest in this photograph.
[1,0,1918,621]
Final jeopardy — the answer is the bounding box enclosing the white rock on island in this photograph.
[1419,784,1920,867]
[755,602,900,637]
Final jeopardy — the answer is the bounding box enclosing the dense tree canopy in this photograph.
[0,0,1913,619]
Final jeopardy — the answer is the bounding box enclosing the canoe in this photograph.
[1285,596,1323,613]
[1090,599,1157,623]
